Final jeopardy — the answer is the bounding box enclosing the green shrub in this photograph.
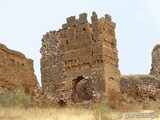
[0,85,33,108]
[7,94,17,107]
[148,101,159,111]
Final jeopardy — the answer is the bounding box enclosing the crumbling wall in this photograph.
[40,12,121,105]
[0,43,38,93]
[120,44,160,101]
[150,44,160,79]
[40,31,64,94]
[120,75,160,101]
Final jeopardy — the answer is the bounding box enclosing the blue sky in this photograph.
[0,0,159,84]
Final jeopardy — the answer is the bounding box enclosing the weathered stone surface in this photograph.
[105,14,112,21]
[150,44,160,79]
[119,44,160,102]
[40,12,121,106]
[120,75,160,101]
[0,43,38,93]
[91,12,98,23]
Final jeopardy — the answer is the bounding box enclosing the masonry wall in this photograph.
[40,12,121,105]
[120,44,160,101]
[150,44,160,80]
[0,43,38,93]
[120,75,160,100]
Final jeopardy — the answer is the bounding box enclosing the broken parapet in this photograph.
[150,44,160,79]
[40,12,121,106]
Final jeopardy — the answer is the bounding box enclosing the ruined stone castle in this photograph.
[40,12,121,105]
[0,12,160,107]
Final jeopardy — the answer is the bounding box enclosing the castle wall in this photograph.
[0,44,38,93]
[150,44,160,79]
[120,75,160,100]
[120,44,160,101]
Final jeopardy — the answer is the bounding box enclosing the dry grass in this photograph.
[0,106,119,120]
[0,106,159,120]
[0,85,159,120]
[0,107,94,120]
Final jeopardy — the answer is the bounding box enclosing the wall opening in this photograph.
[71,76,84,102]
[58,100,66,107]
[83,28,86,31]
[73,76,84,88]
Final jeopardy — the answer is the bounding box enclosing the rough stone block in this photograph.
[62,23,69,29]
[91,11,98,23]
[66,16,77,27]
[79,13,88,25]
[105,14,112,21]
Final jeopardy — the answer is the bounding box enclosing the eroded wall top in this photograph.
[0,43,38,93]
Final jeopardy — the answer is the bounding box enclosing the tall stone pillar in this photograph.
[150,44,160,79]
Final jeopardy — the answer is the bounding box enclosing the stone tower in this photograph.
[150,44,160,79]
[40,12,121,105]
